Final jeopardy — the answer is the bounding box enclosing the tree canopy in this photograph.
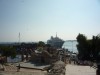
[38,41,45,47]
[0,46,16,59]
[76,33,91,60]
[76,33,100,61]
[91,35,100,61]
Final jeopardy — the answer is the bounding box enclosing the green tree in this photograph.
[76,33,91,60]
[76,33,100,61]
[0,46,16,62]
[38,41,45,47]
[91,34,100,61]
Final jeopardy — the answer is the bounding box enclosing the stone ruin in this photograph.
[44,60,66,75]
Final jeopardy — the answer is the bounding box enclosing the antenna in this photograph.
[18,32,20,43]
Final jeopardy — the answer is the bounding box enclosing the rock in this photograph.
[45,61,66,75]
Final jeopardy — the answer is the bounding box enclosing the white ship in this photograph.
[47,34,64,48]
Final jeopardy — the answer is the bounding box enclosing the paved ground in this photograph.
[65,64,96,75]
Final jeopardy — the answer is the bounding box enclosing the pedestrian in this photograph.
[17,64,20,72]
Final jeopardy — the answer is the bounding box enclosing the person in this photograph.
[17,64,20,72]
[96,64,100,75]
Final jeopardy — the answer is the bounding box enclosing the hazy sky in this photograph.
[0,0,100,42]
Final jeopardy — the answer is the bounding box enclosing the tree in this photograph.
[38,41,45,47]
[76,33,91,60]
[0,46,16,62]
[91,34,100,61]
[76,33,100,61]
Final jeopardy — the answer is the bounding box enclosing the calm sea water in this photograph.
[62,40,78,53]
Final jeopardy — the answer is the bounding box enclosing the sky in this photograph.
[0,0,100,42]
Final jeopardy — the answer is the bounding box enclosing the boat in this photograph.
[47,34,64,48]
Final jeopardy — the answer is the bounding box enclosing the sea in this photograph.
[62,40,78,53]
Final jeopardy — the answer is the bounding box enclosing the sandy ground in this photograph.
[0,64,96,75]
